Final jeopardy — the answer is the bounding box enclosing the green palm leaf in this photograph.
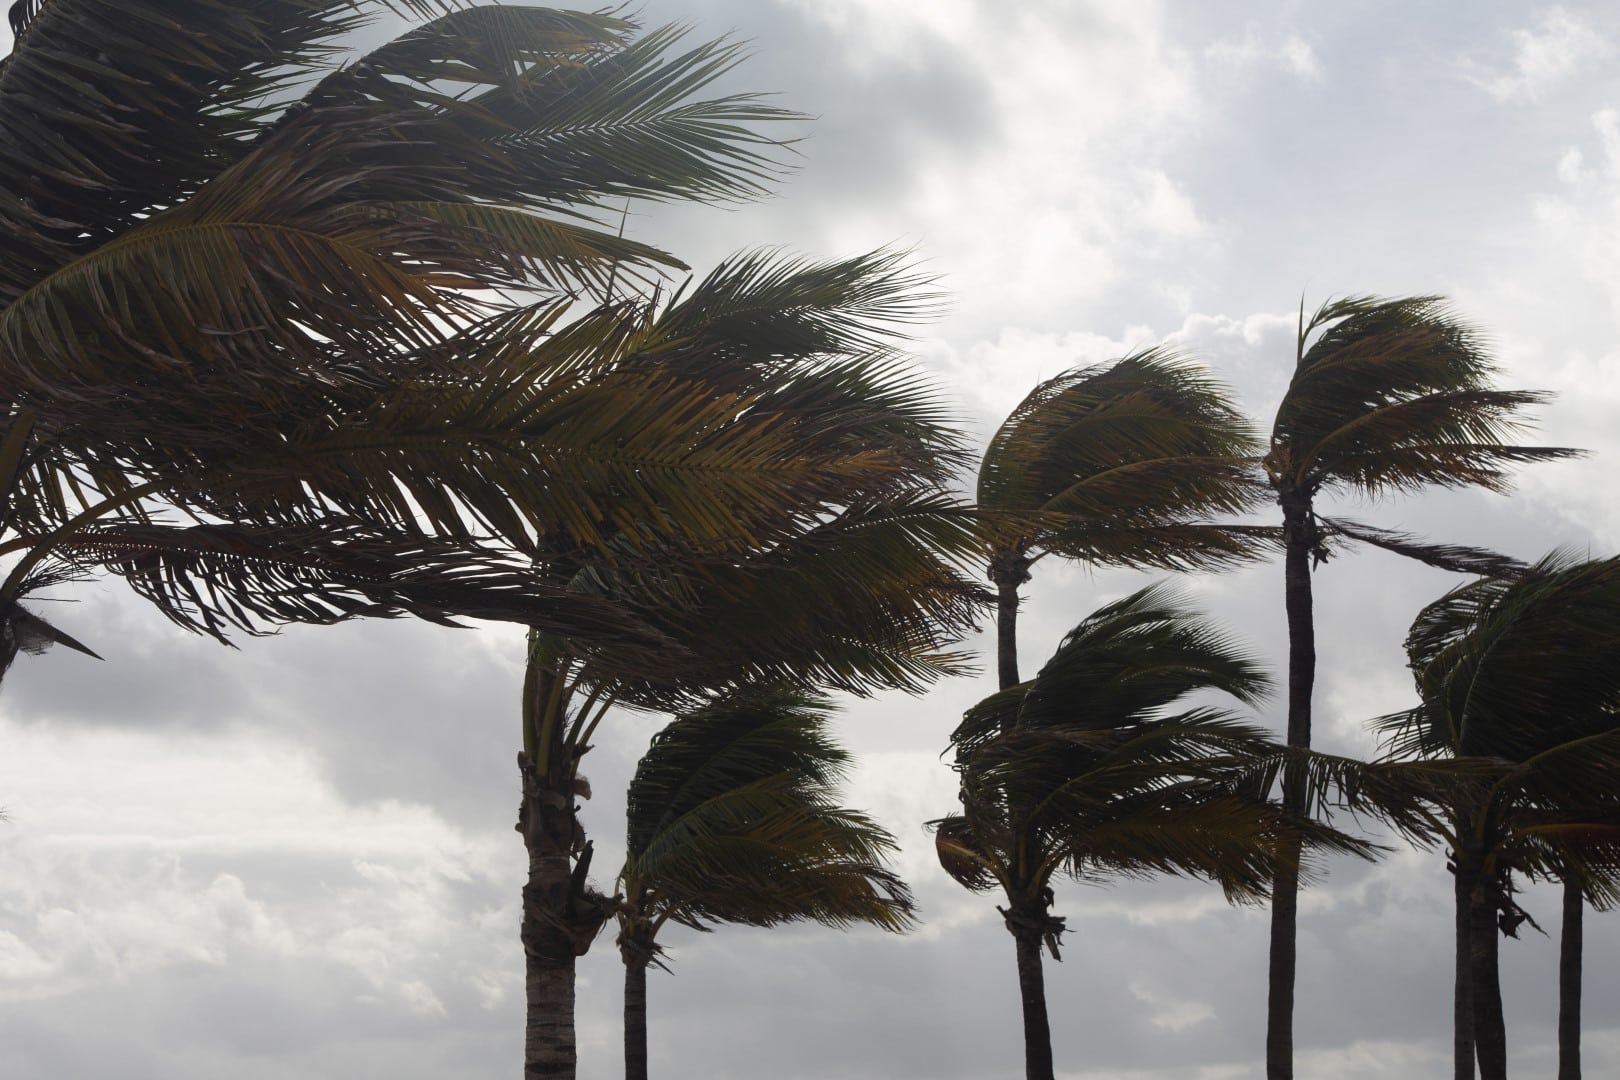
[621,687,915,937]
[979,348,1267,572]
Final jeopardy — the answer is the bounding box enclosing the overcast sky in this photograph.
[4,2,1620,1078]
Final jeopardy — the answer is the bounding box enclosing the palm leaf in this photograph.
[979,348,1267,571]
[620,688,915,943]
[1267,295,1579,496]
[49,520,679,655]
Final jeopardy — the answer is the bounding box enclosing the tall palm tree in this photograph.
[933,583,1373,1080]
[0,1,806,665]
[615,688,916,1080]
[3,10,982,1079]
[1368,554,1620,1080]
[977,349,1266,689]
[506,248,988,1079]
[1259,296,1578,1080]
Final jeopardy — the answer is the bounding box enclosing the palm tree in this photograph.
[0,1,805,666]
[977,349,1266,689]
[1368,554,1620,1080]
[932,583,1373,1080]
[3,10,982,1079]
[508,250,987,1080]
[615,688,916,1080]
[1259,296,1578,1080]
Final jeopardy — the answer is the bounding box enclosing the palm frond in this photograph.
[620,688,916,942]
[49,519,679,652]
[1322,518,1527,578]
[979,348,1266,571]
[1268,295,1579,495]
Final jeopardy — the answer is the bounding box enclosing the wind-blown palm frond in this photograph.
[49,521,677,654]
[953,582,1269,756]
[1377,553,1620,760]
[1265,296,1579,499]
[0,2,817,599]
[554,496,988,707]
[980,348,1268,572]
[1320,518,1527,577]
[620,687,915,938]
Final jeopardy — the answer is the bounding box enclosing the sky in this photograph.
[4,2,1620,1077]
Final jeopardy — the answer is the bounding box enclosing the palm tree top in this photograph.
[954,581,1272,753]
[1265,295,1579,500]
[977,347,1268,574]
[932,583,1361,908]
[621,687,916,938]
[1376,551,1620,762]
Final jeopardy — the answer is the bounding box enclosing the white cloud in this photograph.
[1464,6,1611,103]
[1204,26,1322,83]
[1533,109,1620,319]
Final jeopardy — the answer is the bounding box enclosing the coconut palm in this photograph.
[505,247,988,1079]
[1259,296,1578,1080]
[0,1,805,667]
[977,349,1266,689]
[1367,554,1620,1080]
[933,583,1373,1080]
[614,688,916,1080]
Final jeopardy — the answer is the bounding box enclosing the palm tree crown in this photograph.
[616,687,915,1080]
[934,583,1370,1080]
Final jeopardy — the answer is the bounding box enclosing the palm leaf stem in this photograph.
[0,475,168,600]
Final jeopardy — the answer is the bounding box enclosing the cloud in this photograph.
[1205,27,1323,83]
[1463,6,1611,103]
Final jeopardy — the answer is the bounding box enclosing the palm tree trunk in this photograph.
[517,654,616,1080]
[1009,912,1056,1080]
[1471,872,1508,1080]
[993,552,1049,1080]
[519,754,584,1080]
[1266,500,1316,1080]
[1559,879,1582,1080]
[624,952,651,1080]
[990,552,1031,691]
[1454,853,1477,1080]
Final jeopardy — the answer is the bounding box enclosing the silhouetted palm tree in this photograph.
[509,249,986,1078]
[1369,554,1620,1080]
[615,688,915,1080]
[934,583,1372,1080]
[1259,295,1577,1080]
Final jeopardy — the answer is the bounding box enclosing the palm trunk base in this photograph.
[1003,898,1063,1080]
[1266,857,1300,1080]
[518,752,614,1080]
[1559,880,1583,1080]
